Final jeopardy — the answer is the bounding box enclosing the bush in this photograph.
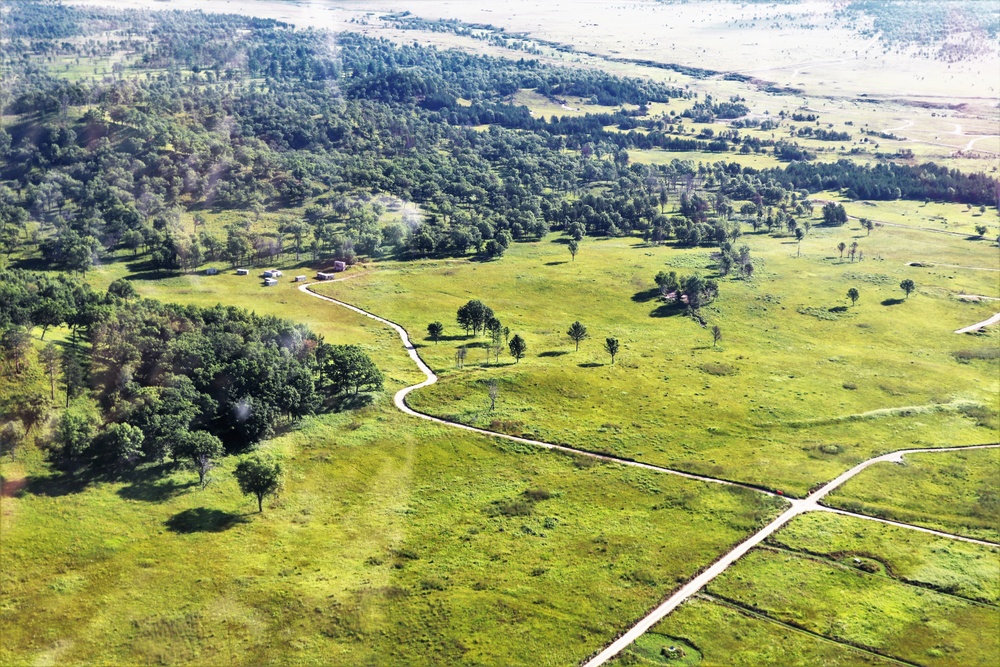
[700,362,736,376]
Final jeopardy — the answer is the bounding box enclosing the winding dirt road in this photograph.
[297,281,1000,666]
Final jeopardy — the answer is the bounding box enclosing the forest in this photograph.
[0,268,381,476]
[0,0,996,278]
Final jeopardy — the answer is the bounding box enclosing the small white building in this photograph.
[332,261,346,272]
[263,278,278,287]
[205,267,218,275]
[236,268,249,276]
[262,269,283,279]
[316,272,335,281]
[294,275,307,282]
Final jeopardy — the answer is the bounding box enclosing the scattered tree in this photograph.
[604,337,619,364]
[508,334,526,363]
[233,454,282,513]
[39,342,61,400]
[847,287,860,306]
[427,321,443,344]
[487,379,499,412]
[900,279,915,299]
[711,325,722,347]
[837,241,846,259]
[567,321,589,351]
[568,239,579,261]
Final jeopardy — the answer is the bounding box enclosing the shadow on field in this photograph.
[165,507,248,533]
[550,237,571,245]
[538,350,569,357]
[649,302,684,318]
[631,287,661,303]
[437,334,472,342]
[829,306,848,313]
[19,471,91,497]
[881,298,905,306]
[578,362,603,368]
[118,477,196,502]
[544,261,568,266]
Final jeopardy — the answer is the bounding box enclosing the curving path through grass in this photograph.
[298,281,999,666]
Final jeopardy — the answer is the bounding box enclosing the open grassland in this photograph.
[617,510,1000,667]
[0,259,786,667]
[825,448,1000,543]
[0,407,784,667]
[705,547,999,667]
[769,512,1000,604]
[315,213,999,495]
[608,596,899,667]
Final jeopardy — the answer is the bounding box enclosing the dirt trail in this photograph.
[955,312,1000,333]
[297,281,1000,666]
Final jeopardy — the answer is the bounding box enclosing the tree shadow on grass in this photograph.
[881,298,905,306]
[829,306,848,313]
[550,237,571,245]
[538,350,569,357]
[632,288,661,303]
[544,261,568,266]
[165,507,249,533]
[578,362,603,368]
[19,470,92,497]
[650,302,684,318]
[326,392,376,413]
[118,477,196,502]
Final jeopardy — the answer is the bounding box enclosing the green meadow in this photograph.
[705,547,999,666]
[610,597,899,667]
[315,212,999,495]
[1,258,787,667]
[825,448,1000,542]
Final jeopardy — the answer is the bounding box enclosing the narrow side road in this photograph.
[297,281,1000,666]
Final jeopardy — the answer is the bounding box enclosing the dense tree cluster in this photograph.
[0,270,382,471]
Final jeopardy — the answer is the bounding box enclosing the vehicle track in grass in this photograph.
[297,281,1000,665]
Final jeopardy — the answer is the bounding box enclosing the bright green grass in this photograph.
[706,548,1000,667]
[0,405,784,666]
[610,596,898,667]
[314,218,999,494]
[824,448,1000,542]
[768,511,1000,604]
[1,255,787,666]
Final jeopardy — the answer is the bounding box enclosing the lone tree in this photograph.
[568,239,579,261]
[711,325,722,347]
[427,321,443,344]
[508,334,527,363]
[487,379,499,412]
[975,224,987,237]
[795,227,805,256]
[900,279,915,299]
[847,287,860,306]
[455,346,468,369]
[604,337,619,364]
[174,430,224,489]
[837,242,846,259]
[860,218,874,235]
[567,321,589,351]
[234,454,282,513]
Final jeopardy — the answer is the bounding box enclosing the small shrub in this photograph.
[522,488,553,501]
[819,443,844,455]
[420,577,445,591]
[487,499,534,517]
[700,362,736,376]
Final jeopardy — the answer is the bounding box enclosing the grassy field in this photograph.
[824,448,1000,543]
[0,259,789,667]
[314,212,999,495]
[609,596,900,667]
[705,547,999,666]
[617,509,1000,666]
[769,512,1000,604]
